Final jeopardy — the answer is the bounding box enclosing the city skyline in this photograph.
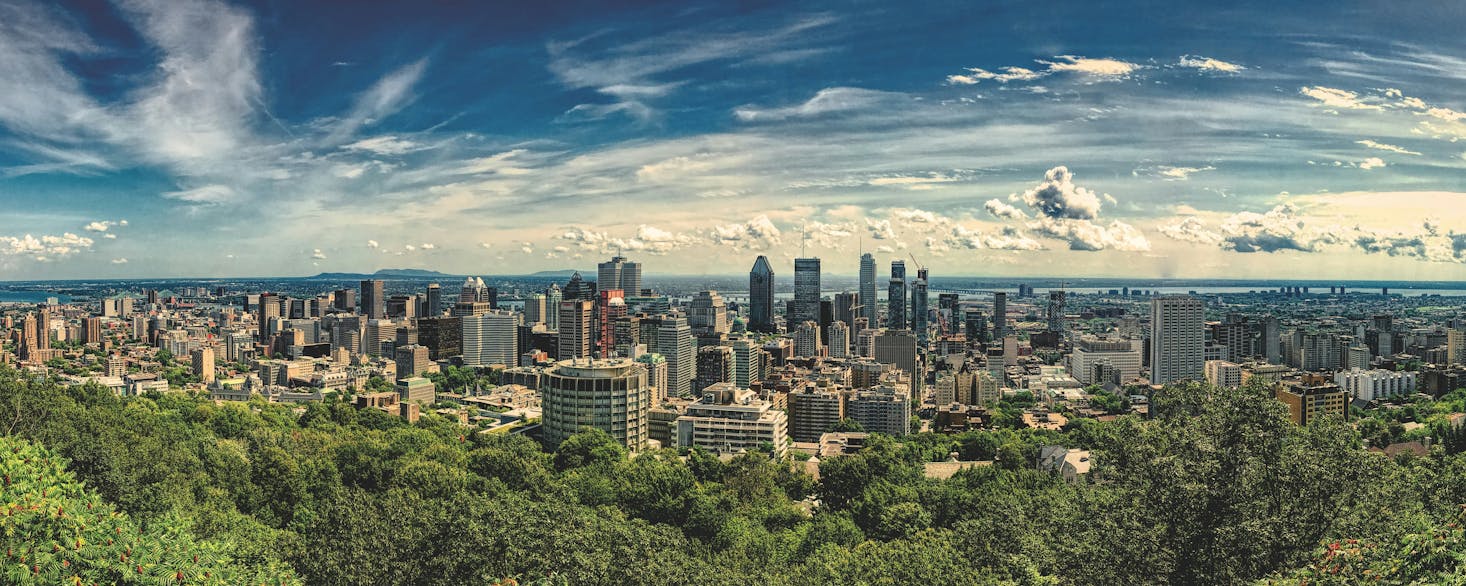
[2,1,1466,280]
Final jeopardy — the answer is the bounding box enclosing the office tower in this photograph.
[1046,290,1066,334]
[874,330,919,384]
[417,316,462,361]
[859,253,878,326]
[397,377,437,405]
[331,315,363,355]
[540,358,652,450]
[792,257,821,331]
[361,280,385,320]
[654,317,695,397]
[829,321,850,358]
[887,261,906,329]
[83,317,102,345]
[386,295,417,319]
[689,290,729,335]
[794,321,823,357]
[425,283,442,317]
[1262,315,1281,364]
[731,338,766,388]
[462,310,519,367]
[695,345,734,393]
[911,268,929,344]
[834,291,860,336]
[395,325,418,348]
[257,293,279,343]
[964,310,988,343]
[597,290,627,358]
[598,255,643,296]
[563,271,595,302]
[636,353,669,403]
[557,300,594,360]
[394,344,431,379]
[524,293,547,325]
[545,284,562,330]
[364,319,397,357]
[612,315,643,358]
[1150,296,1205,385]
[332,289,355,311]
[992,292,1007,341]
[191,347,215,384]
[748,256,775,333]
[674,384,789,457]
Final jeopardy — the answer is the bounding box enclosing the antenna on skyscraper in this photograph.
[801,221,808,258]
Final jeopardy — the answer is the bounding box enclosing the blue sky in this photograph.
[1,0,1465,279]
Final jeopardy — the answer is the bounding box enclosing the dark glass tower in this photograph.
[748,255,775,333]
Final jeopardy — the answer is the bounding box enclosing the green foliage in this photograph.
[0,436,298,584]
[1,363,1463,585]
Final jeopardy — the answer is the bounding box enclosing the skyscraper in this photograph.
[597,289,626,358]
[792,257,821,331]
[258,292,279,343]
[598,255,643,296]
[361,280,385,320]
[859,253,878,326]
[887,260,907,329]
[425,283,442,317]
[1047,290,1066,334]
[557,300,594,360]
[992,292,1007,342]
[462,310,520,367]
[545,284,562,330]
[688,290,729,335]
[834,291,860,336]
[748,256,776,333]
[654,317,695,397]
[910,267,929,345]
[1150,296,1205,385]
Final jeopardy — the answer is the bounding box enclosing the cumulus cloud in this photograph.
[1218,204,1344,253]
[84,220,120,232]
[1358,156,1386,170]
[403,244,416,251]
[1031,217,1151,251]
[1040,55,1140,77]
[865,218,898,240]
[946,224,1043,251]
[111,257,128,264]
[0,232,95,259]
[479,242,492,249]
[1020,166,1103,220]
[710,215,782,250]
[1177,55,1243,72]
[984,199,1027,220]
[420,243,435,249]
[1158,217,1224,245]
[311,249,326,259]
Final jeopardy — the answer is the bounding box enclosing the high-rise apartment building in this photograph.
[793,321,823,358]
[688,290,729,335]
[910,267,929,344]
[540,358,652,450]
[887,261,907,329]
[1150,296,1205,385]
[695,345,734,393]
[654,317,695,397]
[462,310,519,368]
[748,256,776,333]
[191,347,215,384]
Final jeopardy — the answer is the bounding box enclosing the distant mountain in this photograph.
[303,268,462,281]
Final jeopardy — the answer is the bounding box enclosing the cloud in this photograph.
[1218,204,1344,253]
[865,218,898,240]
[867,174,959,190]
[1299,86,1382,110]
[1177,55,1243,72]
[332,164,367,179]
[84,220,120,232]
[479,242,492,249]
[946,66,1045,85]
[984,199,1027,220]
[0,232,95,259]
[946,224,1044,251]
[311,249,326,259]
[111,257,128,264]
[420,243,435,250]
[1031,217,1151,251]
[1020,166,1103,220]
[366,240,379,248]
[734,87,899,122]
[342,135,424,156]
[1039,55,1140,77]
[1358,156,1386,170]
[163,184,238,204]
[710,215,782,250]
[1158,217,1224,245]
[1355,139,1420,155]
[103,234,117,239]
[327,59,429,142]
[1153,165,1216,180]
[403,244,416,251]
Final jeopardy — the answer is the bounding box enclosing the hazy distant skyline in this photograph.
[1,0,1465,280]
